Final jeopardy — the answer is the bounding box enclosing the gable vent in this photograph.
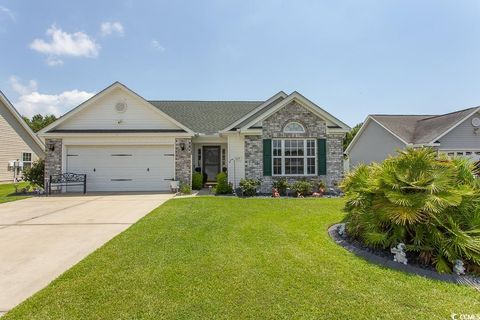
[115,102,127,113]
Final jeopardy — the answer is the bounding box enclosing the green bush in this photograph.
[341,148,480,274]
[291,180,313,196]
[192,172,203,190]
[179,182,191,195]
[272,178,289,195]
[215,172,233,194]
[23,159,45,188]
[239,178,261,197]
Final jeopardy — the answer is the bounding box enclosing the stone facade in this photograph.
[175,138,192,185]
[326,133,344,187]
[44,138,62,183]
[244,135,263,180]
[244,101,344,192]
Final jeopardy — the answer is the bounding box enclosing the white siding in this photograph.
[349,120,405,168]
[227,134,245,188]
[57,88,181,130]
[0,101,39,182]
[438,112,480,149]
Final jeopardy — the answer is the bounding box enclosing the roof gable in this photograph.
[40,82,194,135]
[239,92,351,132]
[0,91,45,157]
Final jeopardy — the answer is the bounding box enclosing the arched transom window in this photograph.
[283,122,305,133]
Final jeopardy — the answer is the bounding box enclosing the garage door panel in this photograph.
[66,145,174,192]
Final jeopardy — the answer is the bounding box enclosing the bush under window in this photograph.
[239,178,261,197]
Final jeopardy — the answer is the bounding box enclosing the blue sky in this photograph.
[1,0,480,126]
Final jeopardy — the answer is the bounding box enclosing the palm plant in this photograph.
[341,148,480,273]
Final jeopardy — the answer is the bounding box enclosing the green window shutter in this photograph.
[317,139,327,175]
[263,139,272,176]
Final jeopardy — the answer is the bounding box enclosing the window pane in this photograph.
[273,140,282,156]
[285,158,304,175]
[307,158,316,174]
[284,122,305,133]
[307,140,315,156]
[273,158,282,175]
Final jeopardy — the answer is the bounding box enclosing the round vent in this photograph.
[472,117,480,127]
[115,101,127,113]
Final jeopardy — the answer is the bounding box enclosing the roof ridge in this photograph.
[148,100,263,103]
[417,106,479,121]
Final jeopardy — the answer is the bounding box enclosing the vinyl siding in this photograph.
[438,112,480,149]
[348,120,405,168]
[57,88,181,130]
[227,134,245,187]
[0,100,39,182]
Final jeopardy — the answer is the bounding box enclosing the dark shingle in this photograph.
[149,101,263,134]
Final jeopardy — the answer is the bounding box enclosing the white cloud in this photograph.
[100,21,124,36]
[0,5,15,21]
[9,76,94,117]
[30,25,100,66]
[151,39,165,52]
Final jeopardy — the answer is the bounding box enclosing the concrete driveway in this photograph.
[0,193,174,316]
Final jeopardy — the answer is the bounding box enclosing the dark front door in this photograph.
[203,146,221,182]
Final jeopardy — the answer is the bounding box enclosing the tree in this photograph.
[23,159,45,188]
[343,122,363,151]
[23,114,57,132]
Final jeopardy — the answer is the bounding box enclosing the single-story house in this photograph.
[0,91,45,182]
[39,82,350,193]
[346,106,480,168]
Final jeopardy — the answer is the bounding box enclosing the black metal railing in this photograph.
[49,173,87,195]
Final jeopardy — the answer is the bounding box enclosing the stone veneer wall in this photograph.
[175,138,192,185]
[44,138,63,183]
[244,101,345,192]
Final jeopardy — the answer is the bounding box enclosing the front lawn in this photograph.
[0,182,30,204]
[5,198,479,319]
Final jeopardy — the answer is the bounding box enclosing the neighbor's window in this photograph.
[272,139,316,176]
[22,152,32,169]
[283,122,305,133]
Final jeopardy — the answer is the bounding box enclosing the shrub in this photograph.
[239,178,261,197]
[341,148,480,273]
[291,180,313,196]
[272,178,289,195]
[23,159,45,188]
[215,172,233,194]
[179,182,191,195]
[192,172,203,190]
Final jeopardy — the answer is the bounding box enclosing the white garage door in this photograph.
[66,145,175,192]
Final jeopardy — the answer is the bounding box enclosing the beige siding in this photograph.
[349,120,405,168]
[0,101,39,182]
[57,88,181,130]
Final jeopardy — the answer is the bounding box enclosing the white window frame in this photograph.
[441,149,480,161]
[272,139,316,176]
[22,152,32,169]
[283,122,305,133]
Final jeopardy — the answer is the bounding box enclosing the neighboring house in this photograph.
[0,91,45,182]
[39,82,350,192]
[346,107,480,168]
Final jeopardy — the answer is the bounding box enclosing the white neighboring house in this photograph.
[38,82,350,193]
[346,107,480,168]
[0,91,45,182]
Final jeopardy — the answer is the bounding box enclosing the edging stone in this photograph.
[328,223,480,290]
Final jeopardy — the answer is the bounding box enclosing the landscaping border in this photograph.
[328,223,480,290]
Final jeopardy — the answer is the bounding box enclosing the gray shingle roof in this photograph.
[149,101,263,134]
[370,107,479,144]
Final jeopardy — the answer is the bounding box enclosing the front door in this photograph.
[203,146,221,182]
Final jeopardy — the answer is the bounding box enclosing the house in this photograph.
[39,82,350,192]
[346,107,480,168]
[0,91,45,182]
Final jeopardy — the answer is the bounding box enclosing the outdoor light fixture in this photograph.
[48,143,55,152]
[180,142,185,151]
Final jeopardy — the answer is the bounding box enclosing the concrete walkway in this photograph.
[0,193,174,316]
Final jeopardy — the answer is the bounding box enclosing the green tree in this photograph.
[343,122,363,150]
[23,114,57,132]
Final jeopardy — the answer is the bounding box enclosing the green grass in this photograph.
[0,182,30,204]
[4,198,479,319]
